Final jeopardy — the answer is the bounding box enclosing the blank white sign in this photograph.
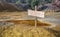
[28,10,45,18]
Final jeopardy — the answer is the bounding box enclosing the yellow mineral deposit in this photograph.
[0,24,56,37]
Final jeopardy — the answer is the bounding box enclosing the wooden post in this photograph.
[35,16,37,28]
[35,6,37,28]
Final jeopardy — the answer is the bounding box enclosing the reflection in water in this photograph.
[0,21,14,26]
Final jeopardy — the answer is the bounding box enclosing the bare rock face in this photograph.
[51,0,60,11]
[55,1,60,8]
[37,0,60,12]
[0,1,6,11]
[0,0,29,11]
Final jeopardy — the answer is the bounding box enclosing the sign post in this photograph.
[35,16,37,28]
[28,6,44,28]
[35,6,37,28]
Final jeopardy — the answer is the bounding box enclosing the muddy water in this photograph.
[0,20,51,26]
